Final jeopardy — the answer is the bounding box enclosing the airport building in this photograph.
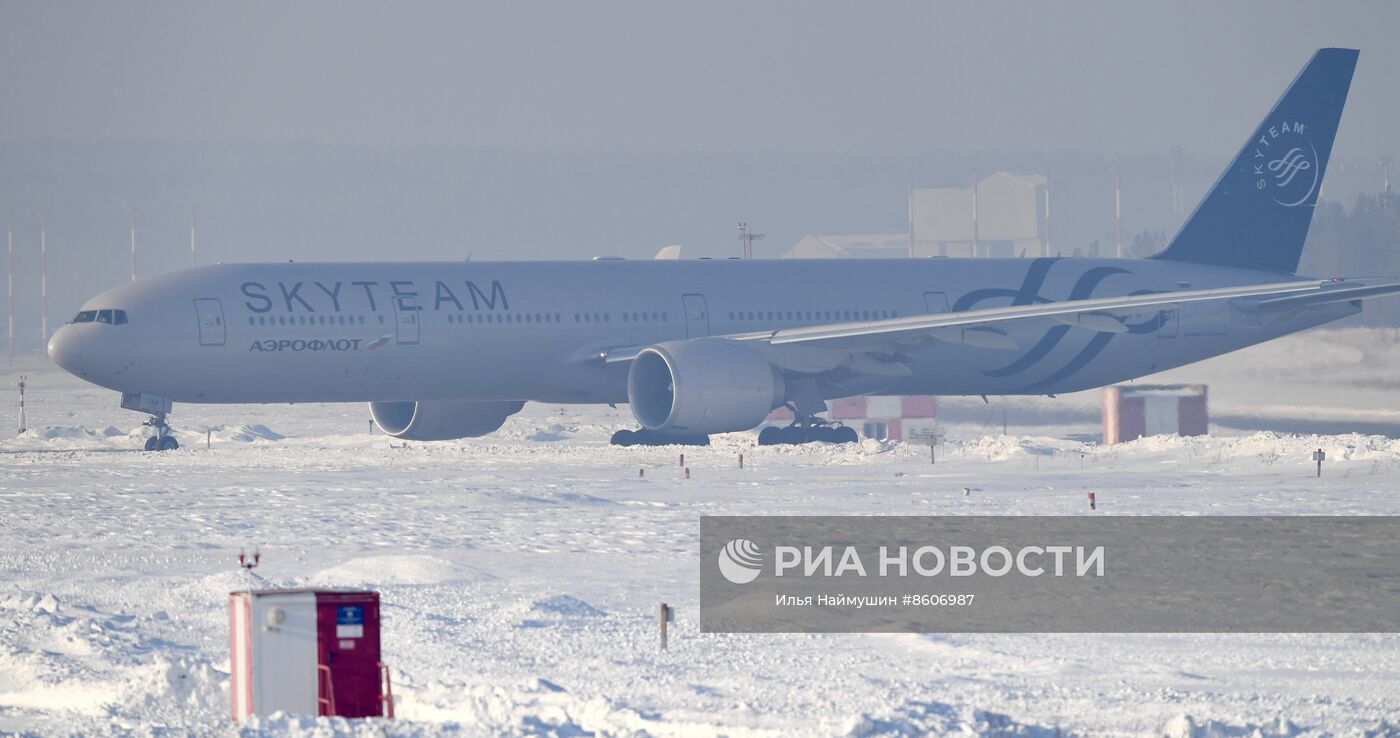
[783,172,1049,260]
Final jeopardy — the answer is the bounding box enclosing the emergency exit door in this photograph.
[194,298,225,346]
[392,296,420,345]
[682,294,710,338]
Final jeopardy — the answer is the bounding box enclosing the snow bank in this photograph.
[310,555,491,586]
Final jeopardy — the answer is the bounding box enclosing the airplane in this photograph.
[48,48,1398,450]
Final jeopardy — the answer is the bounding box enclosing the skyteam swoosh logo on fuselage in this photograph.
[949,259,1164,392]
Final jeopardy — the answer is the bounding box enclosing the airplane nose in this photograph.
[47,325,86,376]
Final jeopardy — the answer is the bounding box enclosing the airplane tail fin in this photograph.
[1152,48,1358,274]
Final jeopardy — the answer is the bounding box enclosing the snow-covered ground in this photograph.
[2,328,1400,737]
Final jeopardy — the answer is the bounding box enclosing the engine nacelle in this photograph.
[369,399,524,440]
[627,339,785,435]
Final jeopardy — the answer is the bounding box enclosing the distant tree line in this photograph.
[1122,193,1400,325]
[1299,193,1400,325]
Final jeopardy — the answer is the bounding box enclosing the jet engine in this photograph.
[627,339,785,435]
[369,399,524,440]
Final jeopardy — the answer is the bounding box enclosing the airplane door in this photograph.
[393,296,420,345]
[1158,307,1179,338]
[193,298,225,346]
[923,292,950,314]
[682,294,710,338]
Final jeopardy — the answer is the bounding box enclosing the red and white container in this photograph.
[229,589,393,720]
[1102,384,1208,444]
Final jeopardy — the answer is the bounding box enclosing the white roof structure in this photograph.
[782,233,911,259]
[783,172,1048,260]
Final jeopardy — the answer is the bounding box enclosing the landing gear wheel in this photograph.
[611,428,710,446]
[144,436,159,451]
[158,436,179,451]
[759,419,860,446]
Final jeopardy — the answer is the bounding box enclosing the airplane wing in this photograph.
[733,277,1400,353]
[583,277,1400,369]
[1242,280,1400,311]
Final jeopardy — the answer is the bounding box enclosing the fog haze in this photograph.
[1,1,1397,348]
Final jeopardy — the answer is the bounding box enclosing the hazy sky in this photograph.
[2,1,1396,158]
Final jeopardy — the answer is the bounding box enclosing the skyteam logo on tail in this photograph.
[1253,120,1320,208]
[363,333,393,351]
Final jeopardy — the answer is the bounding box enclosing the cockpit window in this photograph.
[70,309,127,325]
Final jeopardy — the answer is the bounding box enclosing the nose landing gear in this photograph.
[121,392,179,452]
[141,415,179,451]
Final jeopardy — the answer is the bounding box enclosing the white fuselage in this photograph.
[48,257,1354,407]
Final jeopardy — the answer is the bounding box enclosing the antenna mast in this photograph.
[737,221,765,259]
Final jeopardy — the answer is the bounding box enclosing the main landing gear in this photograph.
[610,429,711,447]
[758,383,860,446]
[121,392,179,452]
[758,419,859,446]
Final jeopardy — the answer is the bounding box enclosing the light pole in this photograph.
[6,213,12,361]
[191,205,198,267]
[39,211,47,347]
[129,207,138,282]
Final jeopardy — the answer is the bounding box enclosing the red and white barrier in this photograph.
[1102,384,1208,444]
